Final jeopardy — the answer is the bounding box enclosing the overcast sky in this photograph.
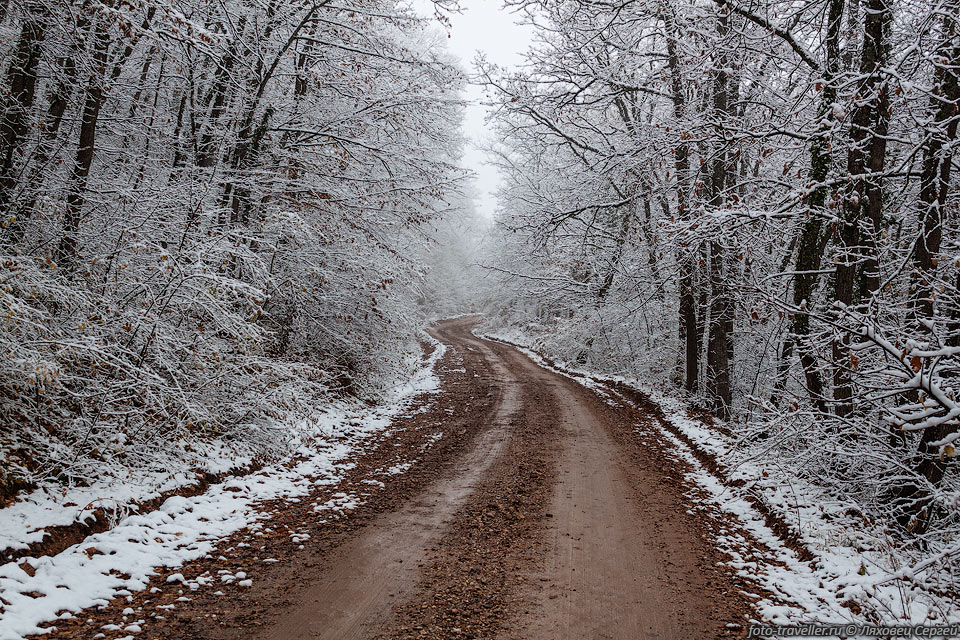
[415,1,534,221]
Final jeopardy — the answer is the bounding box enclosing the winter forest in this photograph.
[0,0,471,483]
[4,0,960,637]
[485,0,960,544]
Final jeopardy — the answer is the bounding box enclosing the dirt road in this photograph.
[257,317,747,639]
[35,317,750,639]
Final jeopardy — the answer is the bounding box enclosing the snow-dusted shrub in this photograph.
[0,0,466,489]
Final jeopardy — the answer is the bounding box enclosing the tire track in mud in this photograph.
[254,328,526,640]
[379,338,562,640]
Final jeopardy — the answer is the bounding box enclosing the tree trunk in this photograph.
[664,7,699,392]
[912,5,960,324]
[790,0,845,414]
[832,0,891,417]
[705,8,735,418]
[896,0,960,536]
[56,17,110,272]
[858,0,893,297]
[0,2,45,229]
[707,241,734,417]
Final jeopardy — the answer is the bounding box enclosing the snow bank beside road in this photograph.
[0,442,249,556]
[0,339,445,640]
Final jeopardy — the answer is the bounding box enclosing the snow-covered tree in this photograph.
[0,0,467,491]
[482,0,960,539]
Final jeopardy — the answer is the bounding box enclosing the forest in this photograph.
[3,0,960,635]
[0,0,468,493]
[482,0,960,545]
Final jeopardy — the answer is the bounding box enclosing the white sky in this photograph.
[414,1,534,220]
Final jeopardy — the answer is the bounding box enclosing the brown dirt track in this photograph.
[30,317,754,640]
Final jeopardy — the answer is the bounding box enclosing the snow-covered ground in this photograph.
[478,327,960,628]
[0,439,254,556]
[0,339,446,640]
[633,388,959,626]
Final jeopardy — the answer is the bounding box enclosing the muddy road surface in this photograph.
[35,317,750,640]
[255,317,748,639]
